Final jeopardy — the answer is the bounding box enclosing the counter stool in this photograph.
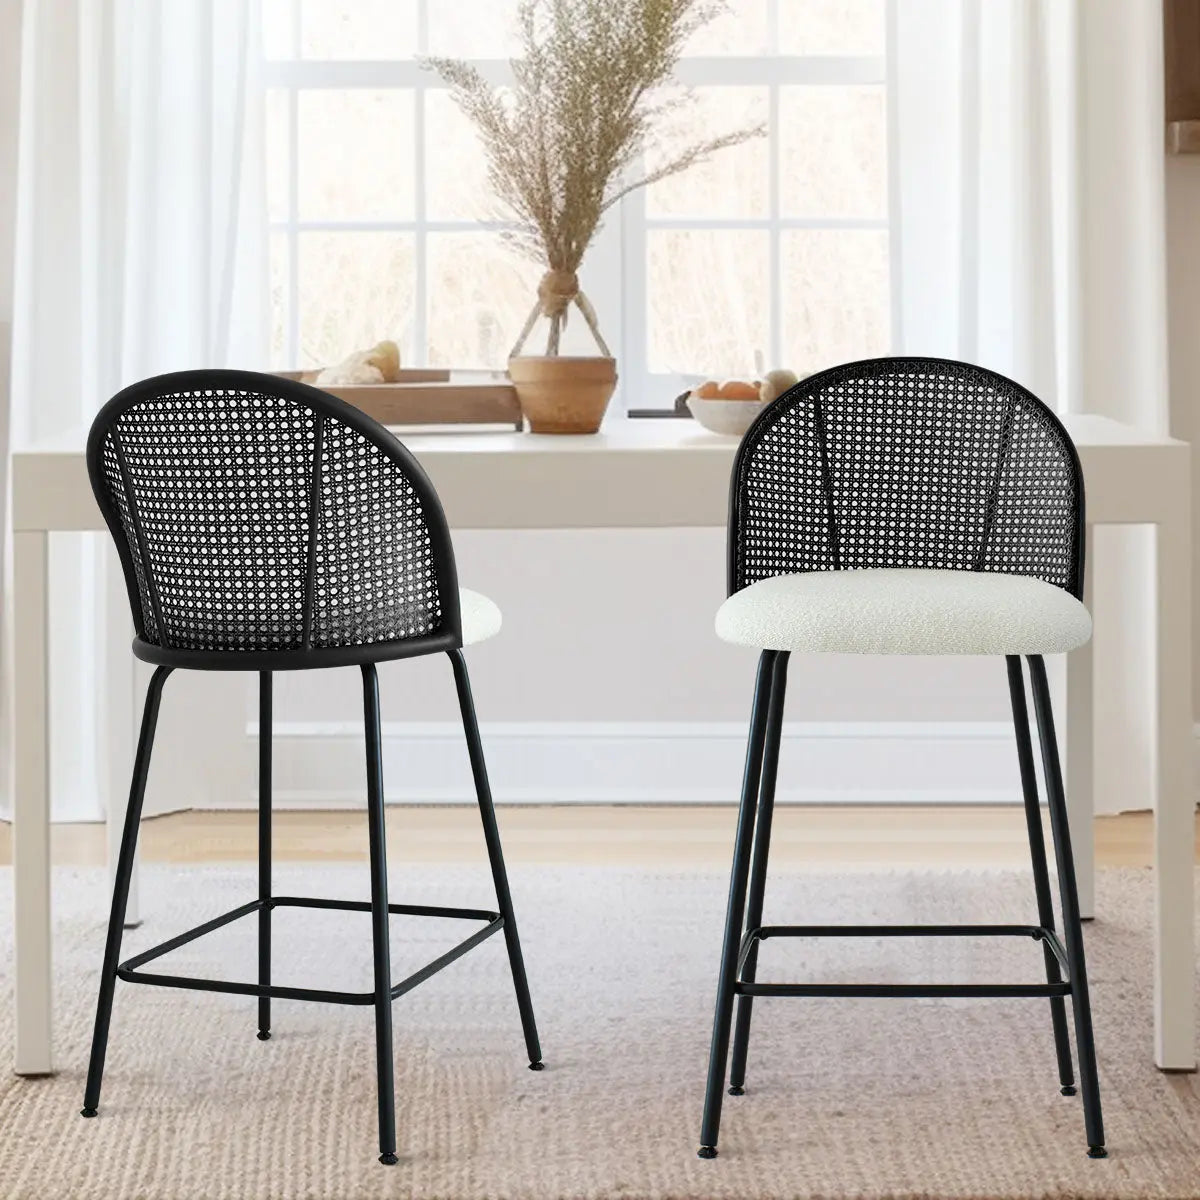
[80,369,542,1166]
[698,357,1105,1160]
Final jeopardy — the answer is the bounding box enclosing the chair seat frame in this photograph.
[82,654,545,1168]
[129,630,460,671]
[697,650,1105,1161]
[731,922,1072,999]
[115,896,504,1006]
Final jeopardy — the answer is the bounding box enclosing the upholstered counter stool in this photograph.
[697,357,1105,1160]
[80,370,542,1166]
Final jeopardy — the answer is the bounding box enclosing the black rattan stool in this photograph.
[80,369,542,1165]
[698,357,1105,1160]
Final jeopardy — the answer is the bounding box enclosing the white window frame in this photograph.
[263,1,893,414]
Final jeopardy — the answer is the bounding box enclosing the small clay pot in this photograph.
[507,356,618,434]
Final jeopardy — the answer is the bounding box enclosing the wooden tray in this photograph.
[275,369,523,430]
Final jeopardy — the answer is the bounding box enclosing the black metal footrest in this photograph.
[735,921,1072,999]
[116,895,504,1006]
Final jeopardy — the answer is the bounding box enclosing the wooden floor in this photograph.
[0,807,1192,870]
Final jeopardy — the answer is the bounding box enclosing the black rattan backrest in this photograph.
[729,358,1084,598]
[88,369,461,658]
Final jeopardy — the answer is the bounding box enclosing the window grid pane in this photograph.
[647,230,771,377]
[426,234,540,368]
[297,90,416,222]
[778,0,886,56]
[779,85,888,218]
[782,228,891,371]
[645,87,770,220]
[299,0,418,60]
[296,232,417,369]
[266,0,892,400]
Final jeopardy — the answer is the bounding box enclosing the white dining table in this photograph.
[8,414,1196,1075]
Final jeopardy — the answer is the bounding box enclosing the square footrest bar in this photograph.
[736,922,1072,999]
[116,896,504,1006]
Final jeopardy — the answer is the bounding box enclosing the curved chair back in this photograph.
[728,357,1085,599]
[88,369,461,666]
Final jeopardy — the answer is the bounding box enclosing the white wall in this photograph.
[125,527,1030,818]
[277,530,1011,726]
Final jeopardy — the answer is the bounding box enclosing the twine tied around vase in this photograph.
[509,269,612,360]
[537,270,579,319]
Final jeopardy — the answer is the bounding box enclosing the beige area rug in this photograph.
[1,863,1198,1200]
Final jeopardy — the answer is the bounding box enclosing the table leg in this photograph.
[13,531,52,1076]
[1153,510,1196,1071]
[1065,523,1095,919]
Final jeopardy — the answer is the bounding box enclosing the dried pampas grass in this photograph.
[424,0,764,356]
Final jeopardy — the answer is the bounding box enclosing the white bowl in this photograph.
[686,393,767,437]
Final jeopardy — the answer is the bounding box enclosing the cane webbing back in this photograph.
[729,358,1084,598]
[89,371,458,660]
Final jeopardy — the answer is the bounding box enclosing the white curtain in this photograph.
[891,0,1170,813]
[891,0,1169,425]
[0,2,25,825]
[12,0,268,442]
[5,0,268,821]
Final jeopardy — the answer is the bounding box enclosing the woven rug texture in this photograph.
[0,863,1198,1200]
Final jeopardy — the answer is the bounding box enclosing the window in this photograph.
[263,0,892,409]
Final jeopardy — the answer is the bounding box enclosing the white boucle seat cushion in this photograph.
[460,587,502,646]
[715,568,1091,656]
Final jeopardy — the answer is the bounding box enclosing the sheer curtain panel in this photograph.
[8,0,269,821]
[0,1,25,822]
[891,0,1172,813]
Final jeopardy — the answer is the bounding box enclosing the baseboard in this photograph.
[238,719,1024,808]
[8,718,1200,823]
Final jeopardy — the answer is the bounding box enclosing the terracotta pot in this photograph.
[507,356,618,434]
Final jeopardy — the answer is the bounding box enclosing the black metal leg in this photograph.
[1027,655,1106,1158]
[449,650,543,1069]
[728,651,789,1095]
[82,666,172,1118]
[362,664,398,1166]
[257,671,273,1041]
[1005,656,1074,1094]
[699,651,776,1159]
